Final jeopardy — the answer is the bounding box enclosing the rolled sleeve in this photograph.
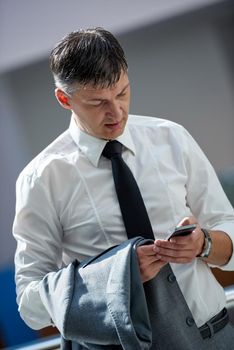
[210,222,234,271]
[13,170,63,329]
[178,126,234,271]
[18,281,53,330]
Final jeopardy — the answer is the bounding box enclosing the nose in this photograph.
[105,101,122,119]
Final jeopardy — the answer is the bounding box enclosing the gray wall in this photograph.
[121,8,234,171]
[0,3,233,266]
[0,0,224,73]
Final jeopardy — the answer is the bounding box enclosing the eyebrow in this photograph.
[117,82,130,95]
[86,82,130,102]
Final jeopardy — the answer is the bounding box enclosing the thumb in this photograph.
[177,216,198,227]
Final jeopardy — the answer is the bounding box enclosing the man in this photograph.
[13,28,234,348]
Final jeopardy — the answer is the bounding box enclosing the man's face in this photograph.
[60,72,130,140]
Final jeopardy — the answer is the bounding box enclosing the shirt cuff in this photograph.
[18,281,53,330]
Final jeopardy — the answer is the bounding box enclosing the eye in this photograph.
[89,100,104,107]
[117,87,129,98]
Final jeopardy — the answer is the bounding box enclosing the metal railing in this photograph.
[224,284,234,325]
[225,284,234,304]
[3,335,60,350]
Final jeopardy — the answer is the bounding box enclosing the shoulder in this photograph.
[128,114,183,128]
[17,129,78,185]
[126,115,198,159]
[127,114,187,138]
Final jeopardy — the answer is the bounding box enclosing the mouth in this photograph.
[105,121,121,130]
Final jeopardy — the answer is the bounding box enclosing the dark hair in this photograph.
[49,27,128,93]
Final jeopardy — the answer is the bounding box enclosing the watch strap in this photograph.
[199,228,212,258]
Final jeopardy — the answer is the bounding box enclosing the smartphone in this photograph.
[168,224,196,240]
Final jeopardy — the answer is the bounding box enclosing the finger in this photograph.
[136,244,157,256]
[153,239,200,263]
[177,216,198,227]
[154,239,186,250]
[140,260,167,282]
[138,254,162,265]
[137,247,162,264]
[159,255,194,264]
[169,233,195,244]
[155,246,193,259]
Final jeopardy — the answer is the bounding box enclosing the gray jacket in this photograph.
[39,237,207,350]
[40,237,152,349]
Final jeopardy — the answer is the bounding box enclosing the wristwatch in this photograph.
[199,228,212,258]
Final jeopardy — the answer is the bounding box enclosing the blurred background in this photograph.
[0,0,233,348]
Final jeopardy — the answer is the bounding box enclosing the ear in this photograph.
[55,89,72,110]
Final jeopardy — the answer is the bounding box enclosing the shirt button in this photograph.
[167,273,176,283]
[186,317,195,327]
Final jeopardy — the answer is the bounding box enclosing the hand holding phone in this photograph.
[168,224,196,240]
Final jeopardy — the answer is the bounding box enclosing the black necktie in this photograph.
[102,140,154,240]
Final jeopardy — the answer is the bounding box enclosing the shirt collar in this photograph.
[69,114,136,167]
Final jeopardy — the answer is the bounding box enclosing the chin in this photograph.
[107,129,124,140]
[106,123,126,139]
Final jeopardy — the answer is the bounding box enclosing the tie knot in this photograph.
[102,140,123,159]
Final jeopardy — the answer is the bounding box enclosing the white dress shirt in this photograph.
[13,114,234,330]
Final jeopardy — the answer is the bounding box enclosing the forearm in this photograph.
[202,230,233,266]
[153,220,234,270]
